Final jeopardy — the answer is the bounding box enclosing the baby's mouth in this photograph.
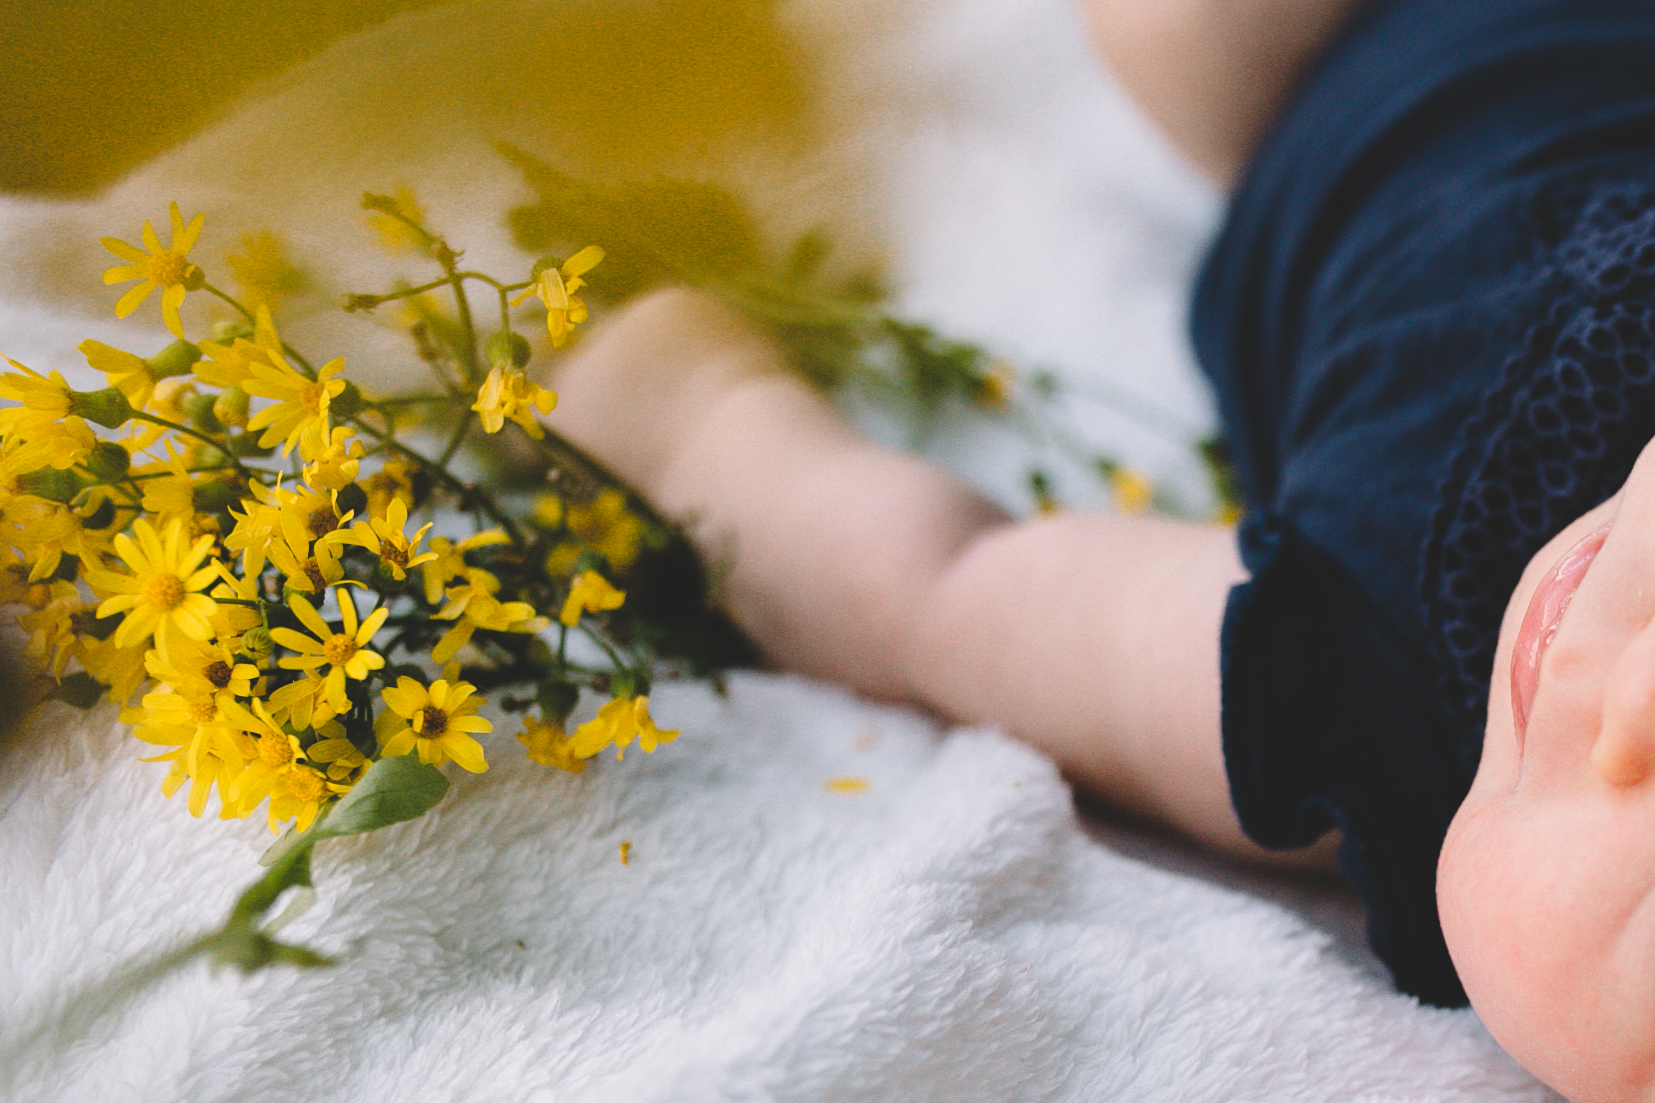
[1510,524,1611,748]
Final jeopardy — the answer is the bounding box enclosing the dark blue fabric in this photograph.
[1191,0,1655,1007]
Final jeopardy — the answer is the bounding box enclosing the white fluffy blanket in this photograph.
[0,0,1562,1097]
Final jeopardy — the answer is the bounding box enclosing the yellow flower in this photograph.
[365,185,429,253]
[419,530,510,605]
[221,697,345,831]
[80,634,149,706]
[306,721,368,783]
[511,246,604,347]
[227,229,307,313]
[569,695,678,761]
[145,632,258,700]
[0,360,75,438]
[248,481,351,592]
[5,495,108,581]
[471,365,557,438]
[1,416,97,475]
[86,516,220,651]
[379,675,491,772]
[194,307,286,390]
[266,671,335,732]
[271,589,388,714]
[130,689,251,817]
[362,456,418,519]
[431,567,550,664]
[299,425,365,491]
[79,340,158,410]
[518,713,586,773]
[336,497,435,581]
[559,569,625,627]
[101,202,204,338]
[543,487,646,575]
[18,579,88,677]
[1104,463,1154,515]
[244,352,346,456]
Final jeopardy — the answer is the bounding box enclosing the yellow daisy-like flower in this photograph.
[299,424,365,491]
[510,245,604,347]
[86,516,219,650]
[337,497,436,581]
[378,675,491,772]
[145,632,258,701]
[431,567,550,664]
[471,365,557,438]
[518,713,586,773]
[221,697,345,832]
[543,487,646,575]
[559,569,625,627]
[194,306,286,390]
[18,579,88,678]
[79,340,158,410]
[80,633,150,706]
[360,460,416,522]
[244,352,346,456]
[6,495,108,581]
[419,530,510,605]
[1,416,96,475]
[0,359,75,438]
[271,589,388,714]
[569,695,678,762]
[130,689,251,817]
[101,202,204,338]
[227,229,307,314]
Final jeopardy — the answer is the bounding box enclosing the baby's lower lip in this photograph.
[1510,525,1610,748]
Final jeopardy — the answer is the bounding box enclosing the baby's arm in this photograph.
[554,290,1335,869]
[1082,0,1366,185]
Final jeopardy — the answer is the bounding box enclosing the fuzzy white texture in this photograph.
[0,0,1564,1096]
[1,675,1551,1103]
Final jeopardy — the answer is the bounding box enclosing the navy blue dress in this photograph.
[1193,0,1655,1006]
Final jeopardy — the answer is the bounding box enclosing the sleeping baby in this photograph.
[543,1,1655,1100]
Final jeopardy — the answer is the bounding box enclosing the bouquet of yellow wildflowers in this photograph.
[0,172,1232,976]
[0,195,734,969]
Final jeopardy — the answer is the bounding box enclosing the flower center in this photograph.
[418,705,448,739]
[301,559,326,591]
[323,634,358,666]
[300,382,327,415]
[307,507,339,538]
[142,573,186,610]
[188,699,218,724]
[147,249,189,287]
[205,660,233,688]
[258,730,294,768]
[382,543,408,567]
[287,767,327,801]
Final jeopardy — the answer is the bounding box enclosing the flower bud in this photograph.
[371,558,409,594]
[144,339,201,379]
[81,496,118,530]
[484,331,532,370]
[332,381,365,419]
[334,481,368,518]
[181,266,206,292]
[212,321,254,343]
[536,679,580,723]
[182,392,222,433]
[85,441,131,483]
[213,385,250,427]
[530,256,564,279]
[192,478,237,513]
[17,468,81,503]
[241,627,274,659]
[608,669,643,701]
[67,387,134,429]
[228,432,274,458]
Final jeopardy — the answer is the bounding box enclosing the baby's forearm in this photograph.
[554,291,1331,867]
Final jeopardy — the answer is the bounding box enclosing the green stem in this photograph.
[130,413,256,479]
[436,413,473,468]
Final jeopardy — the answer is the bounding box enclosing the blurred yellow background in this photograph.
[0,0,809,196]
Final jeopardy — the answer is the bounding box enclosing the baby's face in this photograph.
[1441,439,1655,1102]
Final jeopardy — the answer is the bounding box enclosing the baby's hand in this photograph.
[547,287,785,508]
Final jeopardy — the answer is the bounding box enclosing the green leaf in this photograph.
[311,754,450,839]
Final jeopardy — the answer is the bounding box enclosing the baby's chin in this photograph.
[1441,742,1655,1103]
